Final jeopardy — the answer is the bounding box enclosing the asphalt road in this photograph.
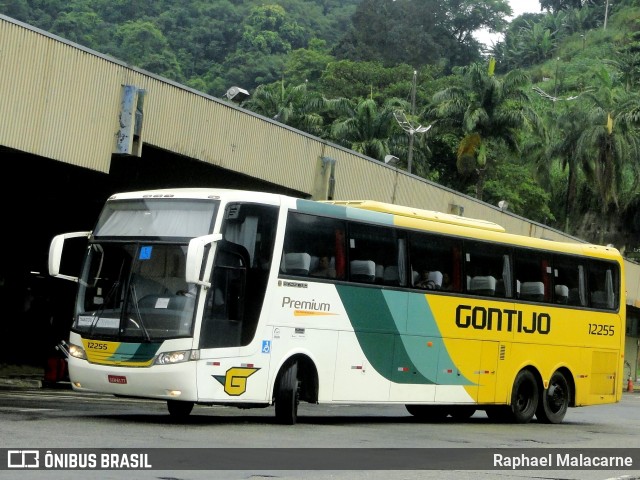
[1,386,640,480]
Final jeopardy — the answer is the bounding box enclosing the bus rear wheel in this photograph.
[509,370,538,423]
[167,400,194,418]
[536,371,569,424]
[275,361,299,425]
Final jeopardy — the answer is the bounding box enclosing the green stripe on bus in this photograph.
[110,342,161,362]
[296,199,395,225]
[336,285,473,386]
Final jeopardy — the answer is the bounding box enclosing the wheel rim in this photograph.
[547,380,567,413]
[515,383,534,413]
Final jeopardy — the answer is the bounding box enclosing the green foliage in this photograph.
[320,60,415,103]
[332,0,513,69]
[8,0,640,248]
[285,39,334,87]
[329,97,408,162]
[243,81,330,137]
[483,161,555,224]
[240,4,306,54]
[429,60,545,199]
[111,20,182,80]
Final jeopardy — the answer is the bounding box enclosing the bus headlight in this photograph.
[68,343,87,360]
[153,349,199,365]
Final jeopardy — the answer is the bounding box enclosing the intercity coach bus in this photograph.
[48,188,625,424]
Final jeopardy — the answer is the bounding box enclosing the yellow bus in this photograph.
[49,188,625,424]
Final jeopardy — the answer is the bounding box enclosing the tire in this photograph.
[510,370,539,423]
[485,406,511,422]
[275,361,299,425]
[449,405,476,420]
[536,371,569,424]
[405,405,449,421]
[167,400,194,418]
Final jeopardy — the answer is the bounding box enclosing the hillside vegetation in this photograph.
[3,0,640,256]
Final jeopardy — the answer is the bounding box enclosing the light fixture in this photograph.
[225,86,250,102]
[384,155,400,167]
[498,200,509,211]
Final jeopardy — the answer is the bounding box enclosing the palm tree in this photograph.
[243,80,328,137]
[572,69,640,242]
[429,59,544,199]
[329,97,408,163]
[544,100,590,232]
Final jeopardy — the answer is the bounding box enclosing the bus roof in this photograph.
[323,200,506,233]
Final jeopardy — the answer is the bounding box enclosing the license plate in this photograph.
[108,375,127,384]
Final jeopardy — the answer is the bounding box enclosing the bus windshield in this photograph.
[73,242,197,341]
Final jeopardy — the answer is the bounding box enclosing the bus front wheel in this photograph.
[536,371,569,424]
[275,361,299,425]
[405,405,449,421]
[510,370,539,423]
[449,405,476,420]
[167,400,194,418]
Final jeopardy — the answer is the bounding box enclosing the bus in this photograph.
[48,188,625,425]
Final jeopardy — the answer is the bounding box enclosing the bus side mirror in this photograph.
[186,233,222,287]
[48,231,91,282]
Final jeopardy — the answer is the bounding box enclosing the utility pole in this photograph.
[604,0,610,30]
[393,70,431,175]
[407,70,417,175]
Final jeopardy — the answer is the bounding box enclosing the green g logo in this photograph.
[214,367,259,396]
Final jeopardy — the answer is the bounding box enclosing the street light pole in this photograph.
[407,70,417,174]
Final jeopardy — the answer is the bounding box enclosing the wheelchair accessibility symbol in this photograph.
[261,340,271,353]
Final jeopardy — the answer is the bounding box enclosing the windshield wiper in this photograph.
[88,280,119,338]
[128,283,152,342]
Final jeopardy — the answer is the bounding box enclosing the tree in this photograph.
[319,60,417,105]
[243,81,329,137]
[114,20,183,81]
[50,10,103,46]
[539,0,585,13]
[329,97,408,162]
[221,50,288,91]
[332,0,513,69]
[285,39,335,87]
[573,68,640,241]
[429,59,545,199]
[545,100,590,232]
[239,4,307,55]
[483,162,554,224]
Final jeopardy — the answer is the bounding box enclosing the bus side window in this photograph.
[588,262,618,310]
[348,223,402,285]
[282,211,346,280]
[514,249,551,302]
[408,232,460,293]
[465,241,509,298]
[553,255,582,305]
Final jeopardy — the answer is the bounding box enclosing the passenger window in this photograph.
[408,232,461,292]
[588,262,618,310]
[348,223,403,285]
[282,212,346,280]
[514,250,551,302]
[465,241,511,298]
[553,255,584,306]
